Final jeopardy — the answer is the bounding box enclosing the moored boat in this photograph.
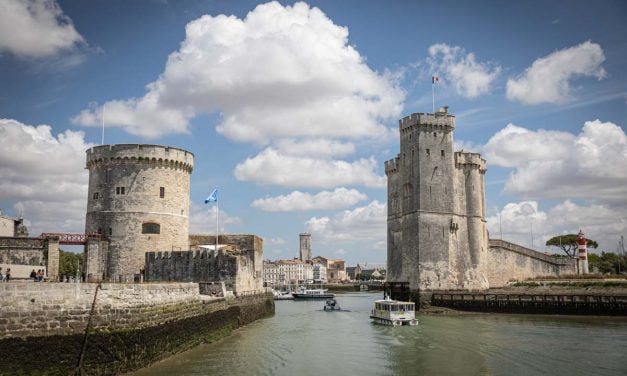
[292,288,335,299]
[370,298,418,326]
[272,289,294,300]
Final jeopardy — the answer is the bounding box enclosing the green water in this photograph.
[133,292,627,376]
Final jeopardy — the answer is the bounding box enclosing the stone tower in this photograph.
[385,108,489,293]
[84,144,194,281]
[299,232,311,261]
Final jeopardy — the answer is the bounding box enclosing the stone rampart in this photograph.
[0,282,274,375]
[145,245,263,294]
[488,239,577,287]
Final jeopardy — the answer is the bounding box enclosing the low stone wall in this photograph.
[488,239,577,287]
[0,282,274,375]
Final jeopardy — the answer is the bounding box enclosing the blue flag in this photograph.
[204,188,218,204]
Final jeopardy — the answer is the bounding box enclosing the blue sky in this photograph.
[1,0,626,263]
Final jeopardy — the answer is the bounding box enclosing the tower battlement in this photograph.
[384,156,400,175]
[455,151,487,171]
[86,144,194,172]
[399,108,456,133]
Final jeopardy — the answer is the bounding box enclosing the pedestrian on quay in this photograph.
[30,269,37,281]
[0,267,4,282]
[6,268,11,282]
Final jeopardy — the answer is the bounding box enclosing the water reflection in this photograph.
[132,292,627,376]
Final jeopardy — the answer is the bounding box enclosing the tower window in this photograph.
[441,150,445,157]
[160,187,165,198]
[142,222,160,234]
[109,227,112,236]
[116,187,125,195]
[92,192,99,200]
[426,149,430,155]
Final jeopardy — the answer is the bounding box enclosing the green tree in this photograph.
[545,234,598,258]
[587,252,627,274]
[59,250,83,279]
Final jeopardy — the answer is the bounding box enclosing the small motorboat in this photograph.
[323,299,341,311]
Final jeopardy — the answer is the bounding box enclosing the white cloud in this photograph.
[0,119,95,234]
[487,200,627,253]
[427,43,501,98]
[189,203,241,234]
[251,187,367,211]
[234,148,385,189]
[273,139,355,158]
[305,200,386,243]
[0,0,85,58]
[72,1,404,141]
[484,120,627,205]
[483,123,575,168]
[266,237,286,245]
[506,41,606,105]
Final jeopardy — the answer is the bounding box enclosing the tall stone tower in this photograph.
[299,232,311,261]
[84,144,194,281]
[385,108,489,294]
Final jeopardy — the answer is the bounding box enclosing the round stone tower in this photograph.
[84,144,194,281]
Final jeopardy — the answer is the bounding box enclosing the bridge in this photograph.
[40,233,103,245]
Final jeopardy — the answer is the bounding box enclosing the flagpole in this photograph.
[101,103,106,145]
[216,197,219,253]
[432,80,435,113]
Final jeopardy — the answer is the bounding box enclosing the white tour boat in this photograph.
[292,288,335,299]
[370,297,418,326]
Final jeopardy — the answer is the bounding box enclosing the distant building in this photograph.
[263,259,312,285]
[312,263,327,283]
[312,256,347,282]
[299,233,311,261]
[263,258,328,286]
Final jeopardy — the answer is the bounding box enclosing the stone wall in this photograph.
[0,236,59,280]
[145,235,264,294]
[487,239,577,287]
[0,282,274,375]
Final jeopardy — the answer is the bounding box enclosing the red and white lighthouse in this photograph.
[577,229,589,274]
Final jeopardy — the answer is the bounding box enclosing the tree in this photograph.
[545,234,598,258]
[59,250,83,279]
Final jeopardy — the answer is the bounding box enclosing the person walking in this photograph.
[0,267,4,282]
[6,268,11,282]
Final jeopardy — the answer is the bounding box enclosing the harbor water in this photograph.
[133,292,627,376]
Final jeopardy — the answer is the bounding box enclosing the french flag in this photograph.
[432,75,440,84]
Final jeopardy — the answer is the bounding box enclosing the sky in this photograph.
[0,0,626,264]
